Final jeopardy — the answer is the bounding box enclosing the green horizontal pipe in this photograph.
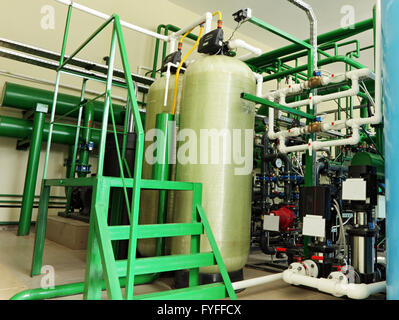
[10,274,158,300]
[249,16,313,50]
[1,82,145,125]
[0,194,65,199]
[0,115,100,145]
[241,92,316,120]
[246,18,373,68]
[263,55,367,82]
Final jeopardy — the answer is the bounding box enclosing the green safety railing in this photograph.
[24,4,236,301]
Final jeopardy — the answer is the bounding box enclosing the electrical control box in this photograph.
[299,185,332,220]
[161,51,182,73]
[198,28,224,55]
[263,214,280,232]
[302,215,326,237]
[342,178,367,201]
[232,8,252,23]
[342,165,378,211]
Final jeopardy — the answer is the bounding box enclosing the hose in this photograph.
[171,25,204,116]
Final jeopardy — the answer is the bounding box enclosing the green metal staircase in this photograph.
[84,177,236,300]
[30,8,236,300]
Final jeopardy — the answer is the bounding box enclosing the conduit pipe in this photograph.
[227,39,262,61]
[283,268,386,299]
[287,0,318,72]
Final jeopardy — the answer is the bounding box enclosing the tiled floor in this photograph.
[0,226,385,300]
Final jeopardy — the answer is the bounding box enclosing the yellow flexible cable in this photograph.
[179,28,194,44]
[171,26,204,116]
[212,11,222,21]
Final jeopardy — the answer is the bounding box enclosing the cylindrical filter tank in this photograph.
[171,55,256,281]
[138,73,183,256]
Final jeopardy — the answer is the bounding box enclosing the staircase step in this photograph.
[115,252,215,276]
[134,283,227,300]
[108,223,204,241]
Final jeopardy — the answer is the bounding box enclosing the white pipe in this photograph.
[228,39,262,61]
[232,273,283,291]
[254,72,263,97]
[169,12,213,41]
[164,63,172,106]
[264,65,380,153]
[283,269,386,300]
[205,12,213,34]
[54,0,168,41]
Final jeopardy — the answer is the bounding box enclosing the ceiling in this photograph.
[169,0,376,69]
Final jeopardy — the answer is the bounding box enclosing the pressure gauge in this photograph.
[275,158,283,169]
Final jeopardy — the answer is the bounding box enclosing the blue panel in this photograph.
[382,0,399,300]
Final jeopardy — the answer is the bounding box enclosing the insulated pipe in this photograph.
[53,0,168,41]
[17,104,48,236]
[0,115,100,146]
[232,273,283,291]
[1,82,132,126]
[287,0,318,72]
[283,269,386,299]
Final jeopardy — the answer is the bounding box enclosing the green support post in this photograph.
[153,113,173,256]
[18,104,48,236]
[78,102,94,177]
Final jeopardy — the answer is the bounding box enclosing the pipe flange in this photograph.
[302,259,319,278]
[288,262,307,276]
[327,271,348,284]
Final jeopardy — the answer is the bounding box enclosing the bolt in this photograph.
[289,265,292,269]
[297,267,302,271]
[339,276,344,280]
[310,264,314,268]
[328,275,333,279]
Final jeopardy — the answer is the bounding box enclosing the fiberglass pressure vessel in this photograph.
[171,55,256,282]
[138,73,183,257]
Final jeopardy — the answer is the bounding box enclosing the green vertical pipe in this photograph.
[151,24,166,78]
[78,102,94,178]
[18,104,48,236]
[65,79,87,215]
[65,145,74,179]
[153,113,172,256]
